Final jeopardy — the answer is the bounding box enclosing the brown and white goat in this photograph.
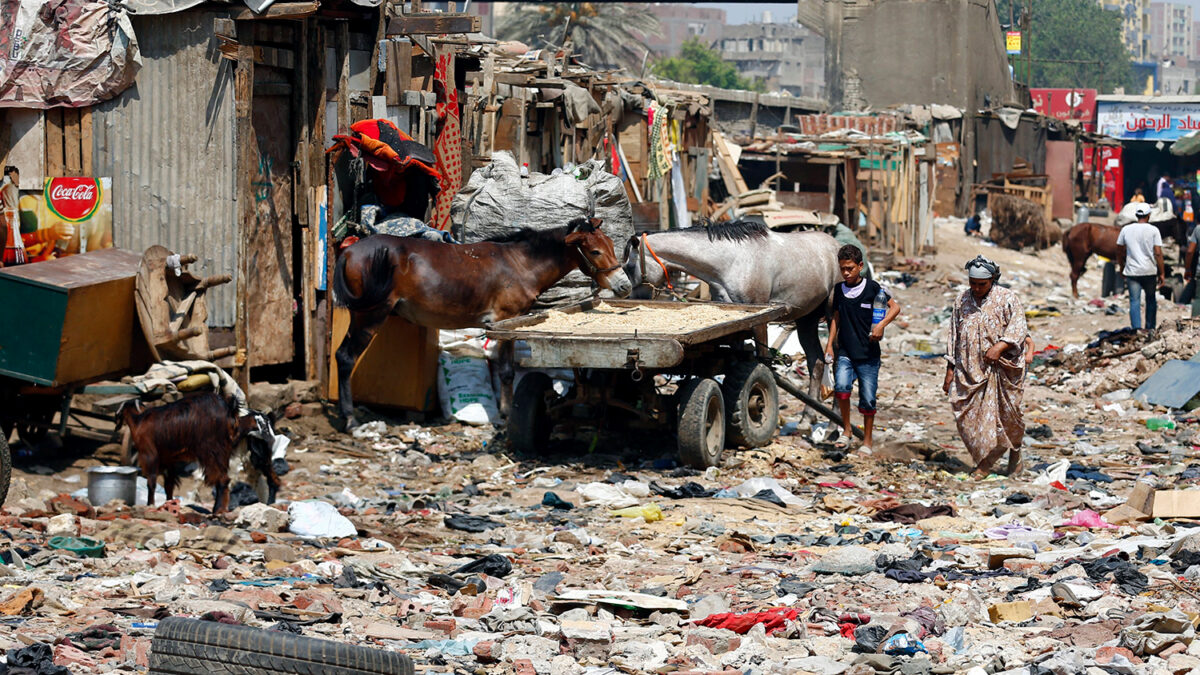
[117,393,240,514]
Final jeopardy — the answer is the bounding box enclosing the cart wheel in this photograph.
[677,378,725,469]
[509,373,555,454]
[722,362,779,449]
[14,395,58,448]
[0,433,11,508]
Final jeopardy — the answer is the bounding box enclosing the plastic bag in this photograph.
[732,477,804,506]
[288,500,358,538]
[820,361,836,400]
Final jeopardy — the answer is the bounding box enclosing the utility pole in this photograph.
[1024,0,1033,87]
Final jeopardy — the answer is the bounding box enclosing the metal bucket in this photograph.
[87,466,138,506]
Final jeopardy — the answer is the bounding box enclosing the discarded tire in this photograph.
[509,372,554,454]
[149,616,414,675]
[676,378,725,469]
[721,361,779,449]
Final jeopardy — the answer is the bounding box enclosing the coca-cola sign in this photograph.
[45,177,102,222]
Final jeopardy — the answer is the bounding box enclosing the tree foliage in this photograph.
[651,38,763,91]
[495,3,661,71]
[996,0,1136,93]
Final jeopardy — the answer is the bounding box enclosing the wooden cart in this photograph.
[486,299,791,468]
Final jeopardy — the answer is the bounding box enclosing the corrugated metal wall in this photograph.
[92,12,238,326]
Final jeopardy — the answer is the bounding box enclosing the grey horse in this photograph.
[623,219,842,398]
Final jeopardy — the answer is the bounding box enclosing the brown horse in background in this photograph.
[332,217,632,428]
[1063,222,1121,298]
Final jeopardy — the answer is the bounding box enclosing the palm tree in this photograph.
[496,3,661,72]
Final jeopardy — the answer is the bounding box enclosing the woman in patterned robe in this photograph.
[943,256,1028,479]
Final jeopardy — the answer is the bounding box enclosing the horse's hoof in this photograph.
[341,417,359,433]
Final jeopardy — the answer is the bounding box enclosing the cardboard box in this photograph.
[1103,503,1149,526]
[988,601,1032,623]
[1152,491,1200,519]
[1127,482,1155,515]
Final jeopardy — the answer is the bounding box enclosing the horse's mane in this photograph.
[482,218,592,255]
[686,218,770,243]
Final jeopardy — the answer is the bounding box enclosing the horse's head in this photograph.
[622,236,663,299]
[566,217,632,297]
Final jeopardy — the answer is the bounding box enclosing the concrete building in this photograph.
[796,0,1014,111]
[718,23,825,98]
[1099,0,1151,62]
[1149,1,1193,61]
[1159,61,1198,93]
[640,4,726,56]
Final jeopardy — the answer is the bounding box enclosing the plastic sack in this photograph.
[288,500,358,538]
[577,482,640,508]
[450,151,634,307]
[437,352,500,426]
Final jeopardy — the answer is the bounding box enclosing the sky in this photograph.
[687,2,798,24]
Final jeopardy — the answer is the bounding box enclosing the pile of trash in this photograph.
[3,402,1200,675]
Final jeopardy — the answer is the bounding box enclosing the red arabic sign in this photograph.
[1031,88,1096,131]
[45,177,102,222]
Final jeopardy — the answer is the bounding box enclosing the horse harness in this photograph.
[575,245,621,277]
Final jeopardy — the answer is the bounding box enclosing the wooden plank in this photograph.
[328,310,438,410]
[521,337,685,370]
[80,108,93,176]
[386,14,481,35]
[231,1,317,20]
[44,108,65,178]
[337,23,350,134]
[711,130,747,196]
[384,40,411,106]
[233,35,255,392]
[62,108,81,176]
[486,301,788,345]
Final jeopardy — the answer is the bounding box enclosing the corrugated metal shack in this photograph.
[0,0,484,396]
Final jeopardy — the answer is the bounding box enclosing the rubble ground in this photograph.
[4,217,1200,675]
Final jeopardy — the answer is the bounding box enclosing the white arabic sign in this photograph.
[1097,102,1200,141]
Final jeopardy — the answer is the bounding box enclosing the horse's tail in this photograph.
[333,243,396,312]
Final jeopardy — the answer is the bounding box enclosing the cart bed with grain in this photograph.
[487,299,790,467]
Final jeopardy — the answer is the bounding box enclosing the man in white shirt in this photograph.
[1117,203,1165,331]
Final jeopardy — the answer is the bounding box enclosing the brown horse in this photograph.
[1063,221,1121,298]
[333,217,632,428]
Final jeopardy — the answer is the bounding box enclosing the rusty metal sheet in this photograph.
[90,13,238,326]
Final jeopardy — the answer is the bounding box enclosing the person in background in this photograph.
[1185,223,1199,312]
[944,256,1028,479]
[1117,203,1165,332]
[1158,174,1174,203]
[824,245,901,454]
[1131,187,1146,203]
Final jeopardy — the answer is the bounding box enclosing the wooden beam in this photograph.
[80,108,93,176]
[234,34,255,393]
[63,108,81,176]
[337,23,350,134]
[231,1,317,20]
[386,14,480,35]
[44,108,64,178]
[385,40,412,106]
